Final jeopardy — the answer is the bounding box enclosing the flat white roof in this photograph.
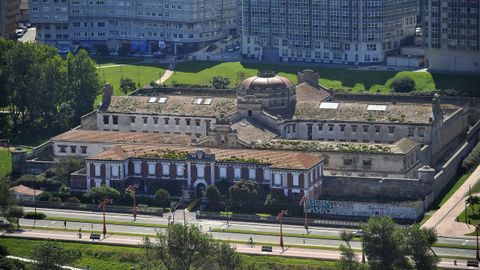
[319,102,339,109]
[147,97,157,103]
[367,105,387,111]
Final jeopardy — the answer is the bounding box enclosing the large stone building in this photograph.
[15,70,479,220]
[239,0,419,63]
[0,0,20,39]
[422,0,480,72]
[29,0,237,54]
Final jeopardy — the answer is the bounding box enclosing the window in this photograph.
[112,116,118,125]
[351,125,357,132]
[196,119,201,127]
[175,118,180,126]
[143,117,148,124]
[81,146,87,154]
[274,174,282,186]
[95,165,101,177]
[234,168,241,179]
[162,164,169,176]
[340,125,345,132]
[177,165,184,177]
[148,164,155,175]
[318,124,323,131]
[363,125,369,133]
[418,127,425,137]
[153,117,158,124]
[220,167,227,179]
[103,115,109,124]
[130,116,136,124]
[375,126,381,133]
[249,168,255,180]
[134,163,141,175]
[70,146,77,153]
[186,119,191,126]
[59,145,67,153]
[197,166,205,179]
[111,166,119,177]
[164,118,169,125]
[263,169,270,181]
[328,124,334,131]
[363,160,372,167]
[408,127,415,137]
[388,126,395,134]
[293,174,299,186]
[343,159,353,165]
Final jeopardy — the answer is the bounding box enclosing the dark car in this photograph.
[206,44,217,52]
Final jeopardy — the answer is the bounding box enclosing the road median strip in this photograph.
[43,217,167,229]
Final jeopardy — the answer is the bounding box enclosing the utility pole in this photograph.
[99,198,112,239]
[300,195,309,234]
[278,210,288,252]
[126,184,137,221]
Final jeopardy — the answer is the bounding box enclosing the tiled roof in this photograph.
[104,95,237,117]
[231,118,278,143]
[294,101,459,123]
[52,130,191,145]
[88,145,321,170]
[295,82,331,102]
[10,185,43,196]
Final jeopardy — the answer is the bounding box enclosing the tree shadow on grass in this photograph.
[430,72,480,96]
[174,61,225,73]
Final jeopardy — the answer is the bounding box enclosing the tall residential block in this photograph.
[0,0,20,39]
[239,0,419,64]
[29,0,237,54]
[423,0,480,72]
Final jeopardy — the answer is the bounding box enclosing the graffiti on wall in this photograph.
[306,199,422,220]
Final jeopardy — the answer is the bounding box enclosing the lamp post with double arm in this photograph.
[278,210,288,252]
[99,198,113,239]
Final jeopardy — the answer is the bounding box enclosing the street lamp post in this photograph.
[126,184,137,221]
[278,210,288,252]
[300,195,309,234]
[171,201,181,224]
[379,179,384,217]
[99,198,112,239]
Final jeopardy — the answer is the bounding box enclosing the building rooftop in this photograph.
[295,82,331,102]
[10,185,44,196]
[89,145,322,170]
[104,95,237,117]
[294,101,458,123]
[258,138,420,154]
[231,118,278,143]
[52,129,191,146]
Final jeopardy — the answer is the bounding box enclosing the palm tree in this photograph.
[466,195,480,219]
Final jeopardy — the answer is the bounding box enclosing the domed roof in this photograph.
[239,71,294,91]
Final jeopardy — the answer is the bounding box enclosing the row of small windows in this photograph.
[102,115,206,127]
[58,145,87,154]
[285,124,426,137]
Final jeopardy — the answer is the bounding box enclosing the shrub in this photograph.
[390,76,415,93]
[154,189,170,207]
[163,208,171,213]
[24,211,46,220]
[37,191,52,202]
[463,139,480,172]
[49,196,62,203]
[65,197,81,204]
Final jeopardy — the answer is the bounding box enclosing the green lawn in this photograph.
[165,61,480,94]
[429,173,472,210]
[0,148,11,178]
[0,237,342,270]
[458,204,480,226]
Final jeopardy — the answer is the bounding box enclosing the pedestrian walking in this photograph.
[64,220,67,229]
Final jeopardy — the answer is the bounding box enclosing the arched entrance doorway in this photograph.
[195,183,206,199]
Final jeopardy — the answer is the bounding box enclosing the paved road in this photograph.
[17,207,479,259]
[5,229,476,269]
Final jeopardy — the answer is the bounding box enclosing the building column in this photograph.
[210,162,215,185]
[105,179,111,187]
[86,178,91,190]
[187,161,192,188]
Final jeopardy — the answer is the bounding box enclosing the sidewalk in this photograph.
[423,166,480,237]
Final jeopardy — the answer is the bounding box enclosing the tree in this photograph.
[84,185,120,203]
[229,180,261,212]
[31,240,80,270]
[206,185,223,211]
[154,189,170,207]
[142,224,243,270]
[6,206,24,229]
[215,179,231,197]
[462,139,480,172]
[120,77,136,95]
[211,76,230,89]
[404,224,438,270]
[0,178,16,232]
[361,216,409,270]
[390,76,415,93]
[66,49,102,123]
[235,71,248,86]
[339,231,364,270]
[264,190,291,215]
[466,195,480,217]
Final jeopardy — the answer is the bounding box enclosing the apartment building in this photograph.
[0,0,20,39]
[239,0,419,64]
[423,0,480,72]
[29,0,237,54]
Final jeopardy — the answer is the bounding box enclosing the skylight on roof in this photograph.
[367,105,387,111]
[158,97,168,104]
[319,102,339,109]
[193,97,213,105]
[148,97,157,103]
